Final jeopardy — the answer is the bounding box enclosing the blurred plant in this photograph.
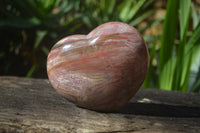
[0,0,156,78]
[0,0,81,77]
[76,0,156,32]
[143,0,200,92]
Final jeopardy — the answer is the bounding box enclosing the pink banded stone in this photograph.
[47,22,149,111]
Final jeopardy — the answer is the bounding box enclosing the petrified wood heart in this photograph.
[47,22,149,111]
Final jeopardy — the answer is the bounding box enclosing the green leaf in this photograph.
[159,0,179,70]
[106,0,115,15]
[185,24,200,92]
[82,16,92,28]
[119,0,135,22]
[191,3,200,29]
[34,30,47,49]
[141,0,154,10]
[99,0,115,22]
[119,0,147,22]
[126,0,146,22]
[129,9,154,26]
[180,0,191,40]
[159,0,179,90]
[159,58,176,90]
[26,65,37,77]
[186,23,200,53]
[172,0,191,91]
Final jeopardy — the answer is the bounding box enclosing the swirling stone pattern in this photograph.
[47,22,149,111]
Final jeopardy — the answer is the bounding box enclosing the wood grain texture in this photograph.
[0,76,200,133]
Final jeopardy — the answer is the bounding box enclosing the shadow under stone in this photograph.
[118,102,200,117]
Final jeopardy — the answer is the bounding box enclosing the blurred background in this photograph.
[0,0,200,93]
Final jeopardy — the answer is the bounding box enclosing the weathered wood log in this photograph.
[0,76,200,133]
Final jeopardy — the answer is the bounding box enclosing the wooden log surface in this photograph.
[0,76,200,133]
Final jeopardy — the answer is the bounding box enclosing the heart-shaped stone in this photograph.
[47,22,149,111]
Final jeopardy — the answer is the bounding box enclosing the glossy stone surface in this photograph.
[47,22,149,111]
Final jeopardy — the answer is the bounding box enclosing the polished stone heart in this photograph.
[47,22,149,111]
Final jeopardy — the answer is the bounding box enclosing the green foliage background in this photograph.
[0,0,200,93]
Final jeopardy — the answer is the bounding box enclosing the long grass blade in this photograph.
[159,0,179,90]
[119,0,134,22]
[129,9,154,26]
[191,3,199,29]
[172,0,191,91]
[34,30,47,49]
[185,23,200,91]
[159,0,179,70]
[126,0,146,22]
